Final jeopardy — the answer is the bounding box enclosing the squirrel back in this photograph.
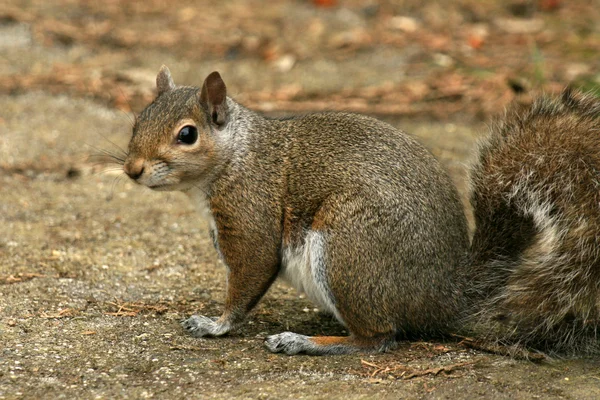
[467,88,600,355]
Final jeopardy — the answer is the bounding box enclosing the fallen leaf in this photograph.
[312,0,336,7]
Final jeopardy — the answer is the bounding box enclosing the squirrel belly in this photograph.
[467,88,600,355]
[278,230,344,322]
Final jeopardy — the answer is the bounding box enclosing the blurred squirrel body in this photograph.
[123,67,600,356]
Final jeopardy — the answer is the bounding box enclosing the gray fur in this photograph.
[125,67,600,357]
[127,78,469,354]
[182,315,232,337]
[467,88,600,356]
[156,65,175,96]
[264,332,355,355]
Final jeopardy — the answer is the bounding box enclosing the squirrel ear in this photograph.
[200,71,228,127]
[156,65,175,96]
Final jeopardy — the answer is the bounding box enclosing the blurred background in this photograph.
[2,0,598,120]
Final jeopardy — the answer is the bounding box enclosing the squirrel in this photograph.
[122,65,600,356]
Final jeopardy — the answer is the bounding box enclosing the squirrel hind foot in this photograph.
[264,332,396,355]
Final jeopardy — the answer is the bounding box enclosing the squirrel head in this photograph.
[124,66,230,191]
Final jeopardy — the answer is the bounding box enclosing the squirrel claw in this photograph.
[181,315,230,337]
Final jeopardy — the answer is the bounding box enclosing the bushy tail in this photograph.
[466,88,600,356]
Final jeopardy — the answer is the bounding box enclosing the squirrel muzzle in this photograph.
[123,157,145,181]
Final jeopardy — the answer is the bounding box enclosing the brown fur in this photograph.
[310,334,393,350]
[468,88,600,355]
[123,66,600,357]
[124,67,468,354]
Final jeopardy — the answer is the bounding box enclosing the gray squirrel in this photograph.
[122,66,600,356]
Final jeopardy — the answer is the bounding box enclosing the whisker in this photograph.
[88,151,126,165]
[119,109,135,128]
[86,142,128,164]
[88,158,124,167]
[92,164,124,171]
[87,159,124,168]
[191,182,210,198]
[77,79,131,158]
[116,84,137,127]
[169,161,206,168]
[90,132,129,159]
[107,173,127,202]
[91,166,125,177]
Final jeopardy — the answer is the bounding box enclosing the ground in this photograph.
[1,1,600,399]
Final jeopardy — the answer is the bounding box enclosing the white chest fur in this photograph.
[187,187,213,220]
[186,187,221,258]
[279,231,343,324]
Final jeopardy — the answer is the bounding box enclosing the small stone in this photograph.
[388,16,419,33]
[273,55,296,73]
[495,18,544,34]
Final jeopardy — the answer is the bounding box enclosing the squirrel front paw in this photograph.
[181,315,231,337]
[265,332,312,355]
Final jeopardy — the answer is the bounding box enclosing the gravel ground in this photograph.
[2,92,600,399]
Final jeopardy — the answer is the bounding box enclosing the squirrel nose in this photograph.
[124,159,145,180]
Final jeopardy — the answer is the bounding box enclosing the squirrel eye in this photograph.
[177,125,198,145]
